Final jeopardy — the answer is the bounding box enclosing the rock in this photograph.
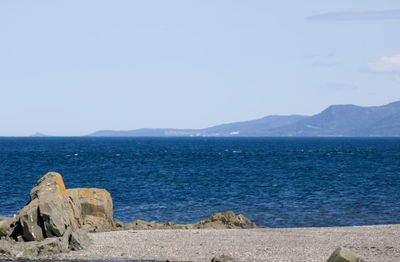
[68,228,91,250]
[68,188,114,232]
[194,211,257,229]
[211,254,238,262]
[17,198,44,241]
[34,172,81,237]
[0,239,13,259]
[18,237,68,258]
[33,237,68,256]
[114,220,125,229]
[0,236,69,260]
[120,211,257,230]
[122,219,187,230]
[60,229,71,251]
[0,172,115,259]
[0,218,13,238]
[327,247,365,262]
[14,172,81,241]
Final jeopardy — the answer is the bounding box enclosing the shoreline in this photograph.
[2,172,398,262]
[51,224,400,262]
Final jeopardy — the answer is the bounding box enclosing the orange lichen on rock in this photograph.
[53,173,68,196]
[29,172,68,200]
[67,188,114,231]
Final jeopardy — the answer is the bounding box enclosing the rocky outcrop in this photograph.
[117,211,258,230]
[119,220,184,230]
[0,172,115,259]
[68,188,114,232]
[0,235,70,260]
[0,171,259,260]
[194,211,256,229]
[327,247,365,262]
[13,172,81,241]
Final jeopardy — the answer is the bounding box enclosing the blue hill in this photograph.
[88,101,400,137]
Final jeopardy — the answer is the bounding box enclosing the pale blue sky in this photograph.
[1,1,400,136]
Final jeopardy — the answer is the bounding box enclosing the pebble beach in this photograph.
[53,224,400,262]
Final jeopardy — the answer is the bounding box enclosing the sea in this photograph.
[0,137,399,228]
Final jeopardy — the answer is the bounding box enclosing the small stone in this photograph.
[17,235,24,242]
[327,247,365,262]
[211,254,237,262]
[114,220,125,228]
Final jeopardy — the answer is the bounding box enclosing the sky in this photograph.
[1,0,400,136]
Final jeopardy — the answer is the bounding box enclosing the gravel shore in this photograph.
[53,224,400,262]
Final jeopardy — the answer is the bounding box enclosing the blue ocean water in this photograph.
[0,137,399,228]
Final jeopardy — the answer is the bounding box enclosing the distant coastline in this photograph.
[4,101,400,138]
[88,101,400,137]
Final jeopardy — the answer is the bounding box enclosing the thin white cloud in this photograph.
[308,9,400,21]
[369,54,400,81]
[369,54,400,72]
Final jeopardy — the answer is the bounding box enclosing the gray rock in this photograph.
[0,172,117,259]
[68,228,91,250]
[0,236,68,260]
[211,254,238,262]
[13,172,82,241]
[18,198,44,241]
[33,172,81,237]
[0,239,13,259]
[60,229,71,251]
[0,218,13,238]
[121,211,257,230]
[33,237,67,255]
[194,211,257,229]
[17,237,68,258]
[327,247,365,262]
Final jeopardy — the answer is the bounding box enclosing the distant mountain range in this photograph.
[30,132,49,137]
[88,101,400,137]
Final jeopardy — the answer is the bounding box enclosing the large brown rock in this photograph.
[68,188,114,231]
[14,172,81,241]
